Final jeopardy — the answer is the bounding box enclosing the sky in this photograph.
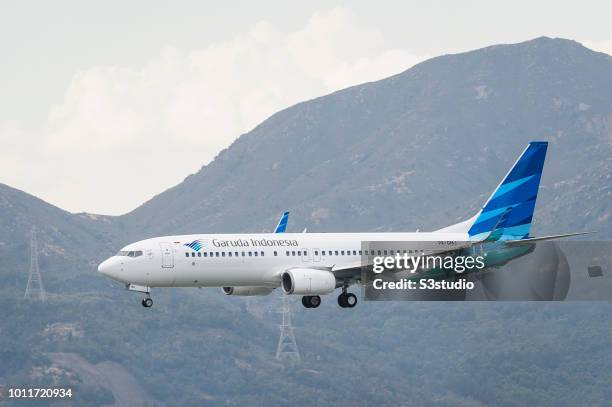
[1,0,611,215]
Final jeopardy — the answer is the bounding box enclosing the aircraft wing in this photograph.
[330,261,367,280]
[321,231,592,286]
[328,244,474,280]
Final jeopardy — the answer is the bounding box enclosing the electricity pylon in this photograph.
[24,228,46,302]
[275,294,300,362]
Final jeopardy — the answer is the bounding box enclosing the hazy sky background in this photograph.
[1,0,611,215]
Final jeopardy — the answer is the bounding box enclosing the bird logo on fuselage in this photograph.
[183,240,204,251]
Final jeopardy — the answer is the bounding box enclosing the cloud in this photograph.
[287,7,423,89]
[8,6,427,215]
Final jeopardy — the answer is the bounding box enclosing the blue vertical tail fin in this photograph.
[467,141,548,241]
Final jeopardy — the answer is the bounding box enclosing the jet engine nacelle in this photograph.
[222,286,275,296]
[281,268,336,295]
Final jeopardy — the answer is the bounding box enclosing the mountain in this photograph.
[1,37,612,406]
[122,36,611,239]
[0,183,122,292]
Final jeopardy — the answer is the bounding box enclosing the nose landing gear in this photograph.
[127,284,153,308]
[141,296,153,308]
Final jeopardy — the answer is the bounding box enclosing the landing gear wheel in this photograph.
[302,295,321,308]
[345,293,357,308]
[142,298,153,308]
[309,295,321,308]
[338,292,357,308]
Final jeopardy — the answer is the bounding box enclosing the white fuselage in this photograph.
[97,232,469,288]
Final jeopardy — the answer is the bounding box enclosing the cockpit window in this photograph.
[117,250,143,257]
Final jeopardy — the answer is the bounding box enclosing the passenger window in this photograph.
[235,252,239,257]
[203,252,207,257]
[314,251,318,256]
[297,251,301,256]
[185,252,189,257]
[286,251,290,256]
[261,251,264,256]
[341,251,345,255]
[335,250,339,256]
[254,252,258,256]
[377,250,382,255]
[390,250,394,255]
[292,251,296,256]
[228,252,232,257]
[198,252,202,257]
[192,252,195,257]
[222,252,225,257]
[242,252,245,257]
[304,250,308,256]
[358,250,362,255]
[383,250,388,255]
[215,252,219,257]
[249,252,252,256]
[274,251,278,256]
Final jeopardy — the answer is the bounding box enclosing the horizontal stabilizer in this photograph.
[504,231,593,246]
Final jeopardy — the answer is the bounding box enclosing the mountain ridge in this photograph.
[116,36,611,239]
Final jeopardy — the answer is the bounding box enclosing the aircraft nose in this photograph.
[98,258,111,275]
[98,257,119,278]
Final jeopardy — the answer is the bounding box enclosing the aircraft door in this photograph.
[301,248,312,263]
[160,242,174,268]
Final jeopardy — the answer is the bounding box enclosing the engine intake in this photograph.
[281,268,336,295]
[222,286,274,296]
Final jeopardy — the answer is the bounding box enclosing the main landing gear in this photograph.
[301,295,321,308]
[338,287,357,308]
[301,290,358,309]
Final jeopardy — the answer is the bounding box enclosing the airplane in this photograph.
[98,142,587,309]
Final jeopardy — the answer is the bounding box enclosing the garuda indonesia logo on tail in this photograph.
[184,239,204,251]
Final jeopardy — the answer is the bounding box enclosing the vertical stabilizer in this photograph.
[467,141,548,241]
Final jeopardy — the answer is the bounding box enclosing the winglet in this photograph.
[274,211,290,233]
